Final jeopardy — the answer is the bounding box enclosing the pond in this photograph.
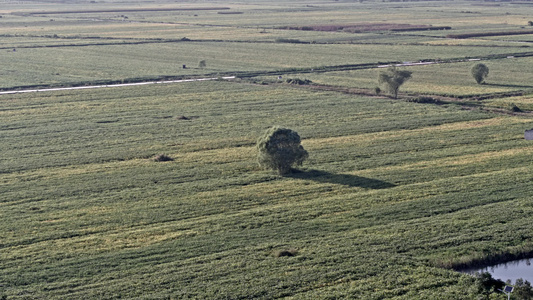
[462,258,533,283]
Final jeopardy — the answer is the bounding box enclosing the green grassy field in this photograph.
[296,57,533,96]
[1,0,533,299]
[2,80,533,299]
[2,0,533,89]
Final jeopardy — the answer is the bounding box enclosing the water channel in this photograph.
[462,258,533,283]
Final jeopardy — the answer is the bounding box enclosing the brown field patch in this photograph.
[22,7,230,15]
[277,23,450,33]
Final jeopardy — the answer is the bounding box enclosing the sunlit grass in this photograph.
[2,78,533,298]
[2,1,533,298]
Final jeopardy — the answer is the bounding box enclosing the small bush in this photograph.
[374,87,381,95]
[275,38,306,44]
[471,63,489,84]
[286,78,312,85]
[273,249,298,257]
[154,154,173,162]
[408,96,443,104]
[509,103,522,112]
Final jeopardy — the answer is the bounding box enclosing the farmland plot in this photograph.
[1,80,533,299]
[1,0,533,299]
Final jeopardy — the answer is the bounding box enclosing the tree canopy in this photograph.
[256,126,308,175]
[378,67,412,99]
[471,63,489,84]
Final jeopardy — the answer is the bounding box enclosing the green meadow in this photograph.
[298,57,533,96]
[2,81,532,299]
[1,0,533,299]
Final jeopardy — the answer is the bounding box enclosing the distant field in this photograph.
[1,41,532,89]
[2,0,533,299]
[1,0,533,89]
[295,57,533,97]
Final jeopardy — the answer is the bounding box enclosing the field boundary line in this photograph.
[0,77,236,95]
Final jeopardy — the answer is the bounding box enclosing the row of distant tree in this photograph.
[378,63,489,99]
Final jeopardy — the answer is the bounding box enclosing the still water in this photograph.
[463,258,533,283]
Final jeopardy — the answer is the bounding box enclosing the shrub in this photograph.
[154,154,173,162]
[513,278,533,299]
[286,78,312,85]
[474,272,504,296]
[257,126,308,175]
[408,96,443,104]
[273,249,298,257]
[275,38,306,44]
[509,103,522,112]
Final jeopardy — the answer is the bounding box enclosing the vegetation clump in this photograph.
[274,38,306,44]
[408,96,443,105]
[378,67,412,99]
[474,272,504,297]
[273,249,298,257]
[471,63,489,84]
[257,126,308,175]
[153,154,173,162]
[286,78,312,85]
[509,103,522,112]
[513,278,533,298]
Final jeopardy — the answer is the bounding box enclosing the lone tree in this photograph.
[257,126,308,175]
[378,67,412,99]
[471,63,489,84]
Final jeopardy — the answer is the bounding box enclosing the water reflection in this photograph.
[463,258,533,282]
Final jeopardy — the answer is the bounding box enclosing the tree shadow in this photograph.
[287,169,396,189]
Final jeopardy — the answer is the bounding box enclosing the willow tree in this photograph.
[378,67,412,99]
[256,126,308,175]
